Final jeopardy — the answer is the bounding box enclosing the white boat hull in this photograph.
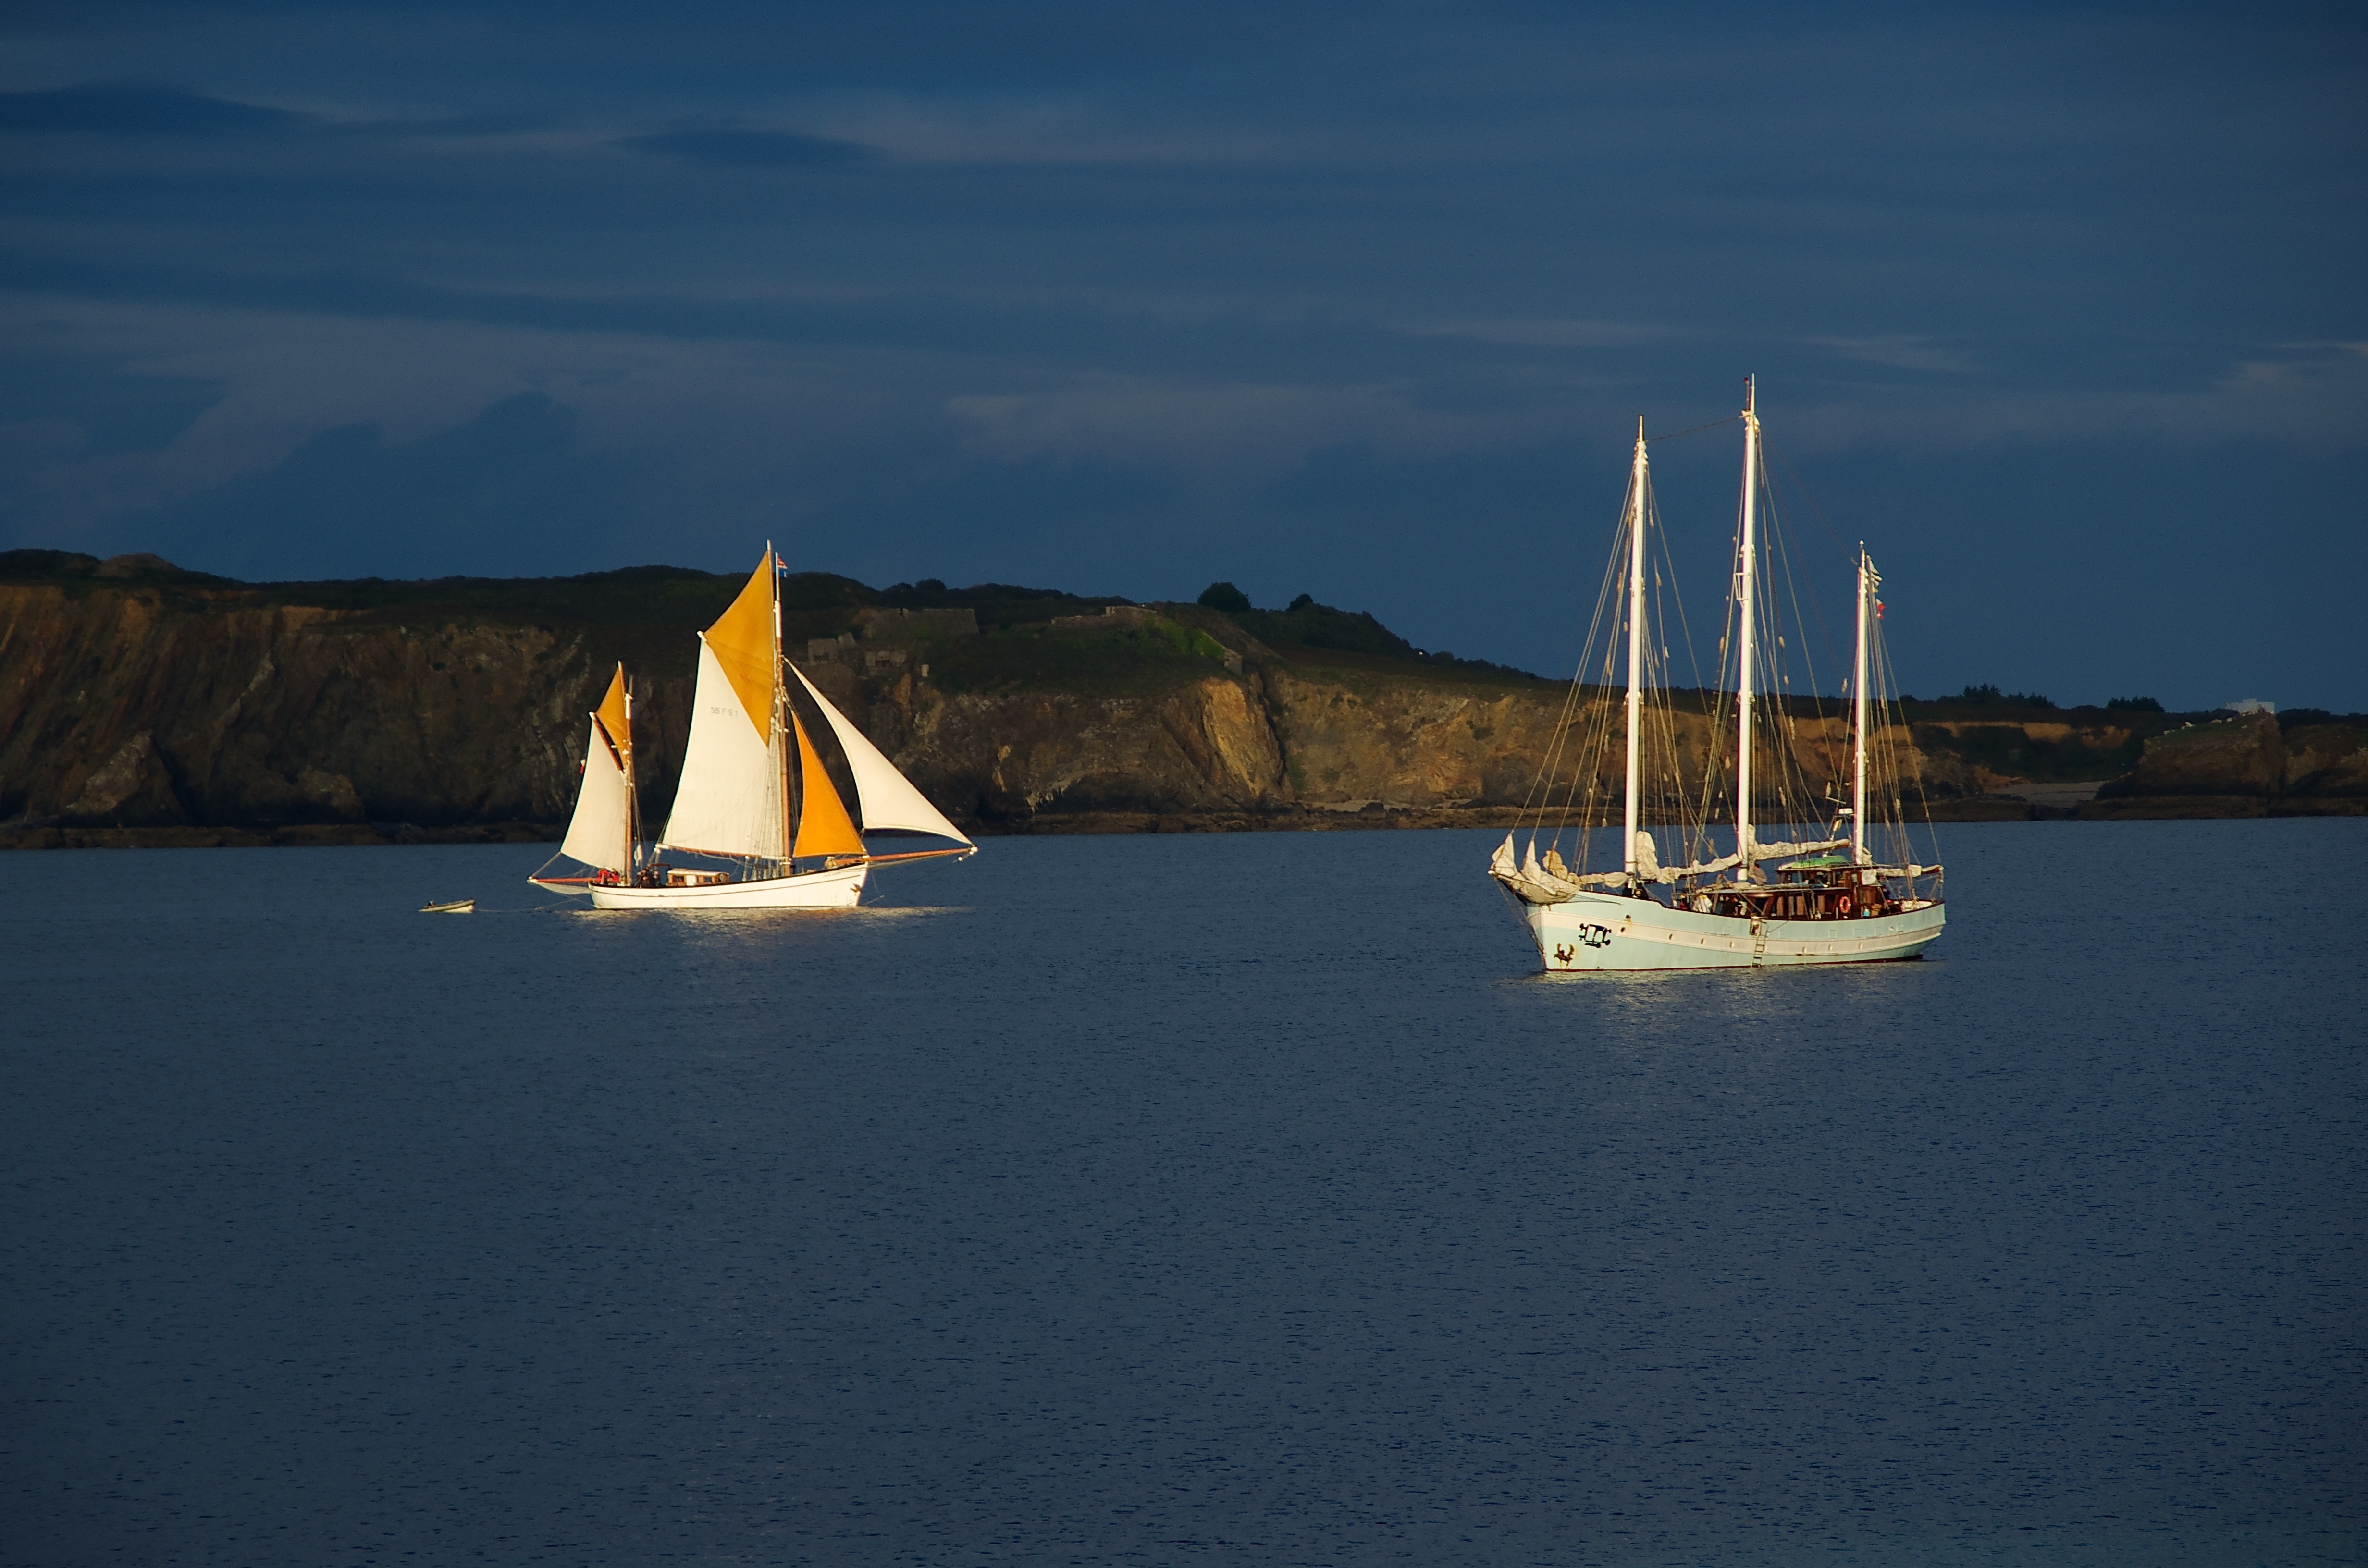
[580,863,869,910]
[1525,889,1944,972]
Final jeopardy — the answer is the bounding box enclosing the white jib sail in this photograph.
[786,661,974,847]
[560,716,632,873]
[659,638,785,859]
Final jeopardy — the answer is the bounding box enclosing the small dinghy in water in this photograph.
[419,898,476,914]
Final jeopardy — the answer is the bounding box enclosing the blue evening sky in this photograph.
[3,2,2362,708]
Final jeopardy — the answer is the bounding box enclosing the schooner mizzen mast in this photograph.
[536,547,974,910]
[1488,380,1945,970]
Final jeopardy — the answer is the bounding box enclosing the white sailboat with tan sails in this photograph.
[532,549,974,909]
[1489,380,1944,971]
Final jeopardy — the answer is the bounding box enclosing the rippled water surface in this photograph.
[4,822,2363,1566]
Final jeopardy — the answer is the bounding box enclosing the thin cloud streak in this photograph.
[615,124,874,168]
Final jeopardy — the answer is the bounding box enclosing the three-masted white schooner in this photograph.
[533,549,974,910]
[1490,380,1945,970]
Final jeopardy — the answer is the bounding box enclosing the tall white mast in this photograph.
[1851,545,1871,866]
[1623,417,1649,879]
[1734,377,1760,874]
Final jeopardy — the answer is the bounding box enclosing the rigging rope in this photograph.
[1645,416,1740,445]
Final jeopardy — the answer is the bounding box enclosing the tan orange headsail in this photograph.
[593,663,631,765]
[705,551,778,740]
[789,713,866,859]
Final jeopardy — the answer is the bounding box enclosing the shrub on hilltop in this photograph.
[1196,581,1254,613]
[1947,682,2056,709]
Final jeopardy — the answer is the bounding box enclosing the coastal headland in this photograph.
[4,551,2361,849]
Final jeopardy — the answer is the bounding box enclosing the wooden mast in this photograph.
[621,665,637,880]
[770,541,791,873]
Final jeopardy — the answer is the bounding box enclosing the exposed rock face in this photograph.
[885,677,1287,819]
[2087,713,2368,817]
[2101,712,2283,797]
[0,582,654,831]
[1904,719,2145,796]
[62,732,182,825]
[2278,723,2368,798]
[1266,669,1559,807]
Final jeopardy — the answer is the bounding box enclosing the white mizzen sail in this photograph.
[787,661,974,847]
[660,637,784,859]
[559,715,632,873]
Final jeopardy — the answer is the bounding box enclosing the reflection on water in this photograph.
[3,823,2362,1566]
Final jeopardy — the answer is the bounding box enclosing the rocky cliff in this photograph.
[5,551,2360,847]
[2086,711,2368,817]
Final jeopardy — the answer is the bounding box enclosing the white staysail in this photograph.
[559,716,632,873]
[786,661,974,847]
[659,638,784,859]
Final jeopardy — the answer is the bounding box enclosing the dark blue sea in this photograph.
[4,822,2362,1567]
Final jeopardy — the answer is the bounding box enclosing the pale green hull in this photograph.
[1525,889,1944,972]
